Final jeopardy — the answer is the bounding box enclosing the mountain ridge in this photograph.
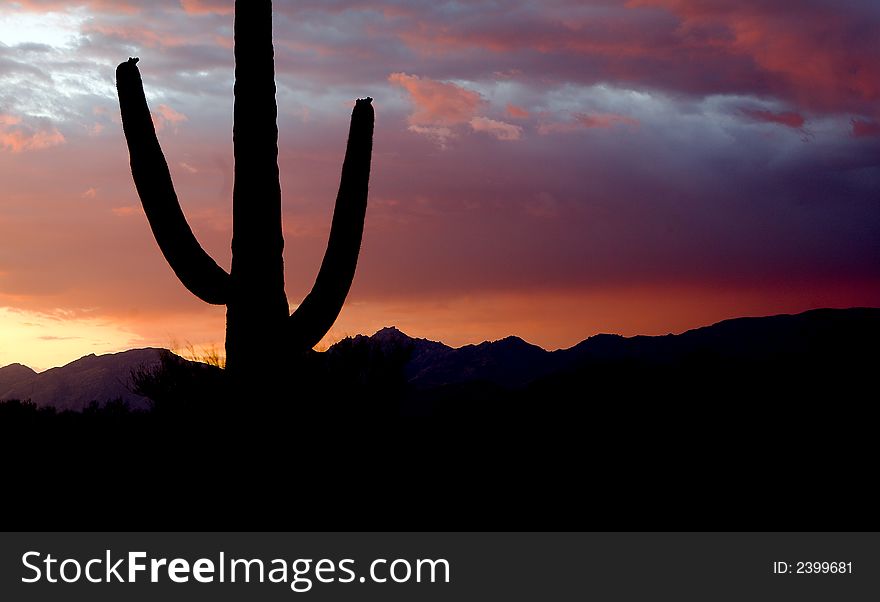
[0,347,163,411]
[2,307,877,409]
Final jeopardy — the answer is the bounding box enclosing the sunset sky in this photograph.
[1,0,878,370]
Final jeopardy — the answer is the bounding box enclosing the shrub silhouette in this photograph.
[130,350,226,416]
[127,340,410,421]
[115,1,374,388]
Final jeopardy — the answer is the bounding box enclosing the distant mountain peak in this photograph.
[0,362,37,373]
[470,335,542,353]
[0,363,38,392]
[494,335,531,346]
[372,326,409,338]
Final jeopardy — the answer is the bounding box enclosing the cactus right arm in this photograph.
[287,98,375,352]
[116,58,230,305]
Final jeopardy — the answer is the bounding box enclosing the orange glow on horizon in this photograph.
[5,281,879,371]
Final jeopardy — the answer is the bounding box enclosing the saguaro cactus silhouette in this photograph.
[116,1,374,384]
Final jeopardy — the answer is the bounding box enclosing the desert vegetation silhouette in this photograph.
[115,0,374,389]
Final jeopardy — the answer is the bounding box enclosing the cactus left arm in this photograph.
[117,58,231,305]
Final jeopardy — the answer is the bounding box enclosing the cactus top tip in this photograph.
[116,56,141,79]
[356,97,373,105]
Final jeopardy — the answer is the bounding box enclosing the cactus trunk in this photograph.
[116,0,374,392]
[227,1,289,378]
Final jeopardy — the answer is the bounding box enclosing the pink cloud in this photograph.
[537,112,639,135]
[386,1,877,117]
[851,118,880,138]
[575,112,640,129]
[181,0,233,15]
[506,104,530,119]
[151,104,188,133]
[82,23,187,48]
[388,72,521,143]
[469,116,522,141]
[629,0,880,114]
[111,206,138,217]
[740,109,805,129]
[537,122,578,135]
[406,124,456,147]
[388,72,485,126]
[0,114,65,153]
[157,104,187,125]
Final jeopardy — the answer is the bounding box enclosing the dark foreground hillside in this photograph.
[1,308,877,531]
